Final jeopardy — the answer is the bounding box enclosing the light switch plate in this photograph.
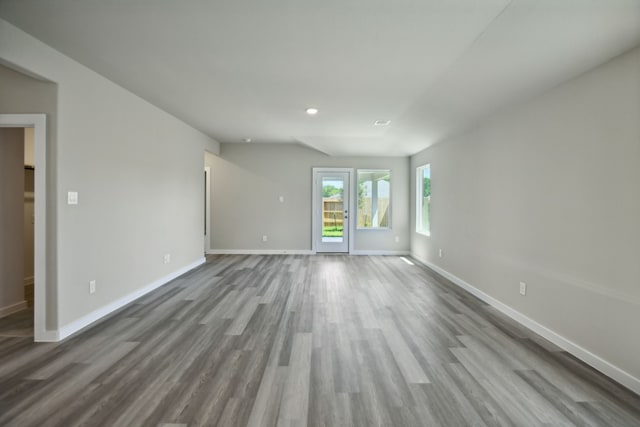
[519,282,527,296]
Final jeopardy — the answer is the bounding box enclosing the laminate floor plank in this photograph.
[0,254,638,427]
[418,363,488,426]
[278,333,313,426]
[0,309,33,337]
[450,345,573,426]
[445,361,514,427]
[22,341,139,427]
[225,296,262,336]
[355,331,416,409]
[482,325,595,402]
[379,318,430,385]
[247,366,288,427]
[515,369,605,427]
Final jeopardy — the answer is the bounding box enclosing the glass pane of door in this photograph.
[322,176,344,242]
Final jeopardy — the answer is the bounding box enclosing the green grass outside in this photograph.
[322,226,343,237]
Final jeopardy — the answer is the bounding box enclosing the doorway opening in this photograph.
[0,114,51,341]
[0,127,32,337]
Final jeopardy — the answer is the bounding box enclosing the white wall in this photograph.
[0,128,26,313]
[411,46,640,385]
[211,143,410,253]
[0,19,220,333]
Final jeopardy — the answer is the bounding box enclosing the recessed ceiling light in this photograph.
[306,107,319,115]
[243,138,252,143]
[374,120,391,126]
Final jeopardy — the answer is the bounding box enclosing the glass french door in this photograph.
[315,170,350,253]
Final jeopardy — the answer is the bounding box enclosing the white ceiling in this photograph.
[1,0,639,156]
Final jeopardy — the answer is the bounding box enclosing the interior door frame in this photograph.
[204,165,211,254]
[0,114,53,341]
[311,167,355,254]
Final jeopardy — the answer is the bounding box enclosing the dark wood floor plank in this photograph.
[0,254,638,427]
[0,309,33,337]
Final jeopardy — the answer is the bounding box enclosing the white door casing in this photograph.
[312,168,353,253]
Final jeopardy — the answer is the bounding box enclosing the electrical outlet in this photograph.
[89,280,96,294]
[395,236,400,243]
[164,253,171,264]
[438,248,443,257]
[67,191,78,205]
[262,235,268,242]
[519,282,526,296]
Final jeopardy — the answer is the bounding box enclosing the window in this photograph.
[416,164,430,235]
[321,176,345,240]
[357,169,391,229]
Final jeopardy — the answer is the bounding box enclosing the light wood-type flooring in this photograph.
[1,255,639,426]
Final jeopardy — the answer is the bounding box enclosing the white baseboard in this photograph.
[207,249,314,255]
[207,249,410,256]
[349,250,410,256]
[57,257,206,341]
[35,330,60,342]
[410,253,640,396]
[0,300,28,319]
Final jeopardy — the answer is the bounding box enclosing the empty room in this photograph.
[0,1,639,426]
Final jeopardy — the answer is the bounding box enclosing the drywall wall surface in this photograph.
[1,19,220,329]
[410,45,640,380]
[211,143,410,252]
[0,128,25,310]
[0,61,58,328]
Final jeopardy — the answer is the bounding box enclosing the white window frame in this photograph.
[416,163,431,236]
[356,169,391,230]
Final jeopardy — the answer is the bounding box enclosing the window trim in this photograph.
[416,163,431,236]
